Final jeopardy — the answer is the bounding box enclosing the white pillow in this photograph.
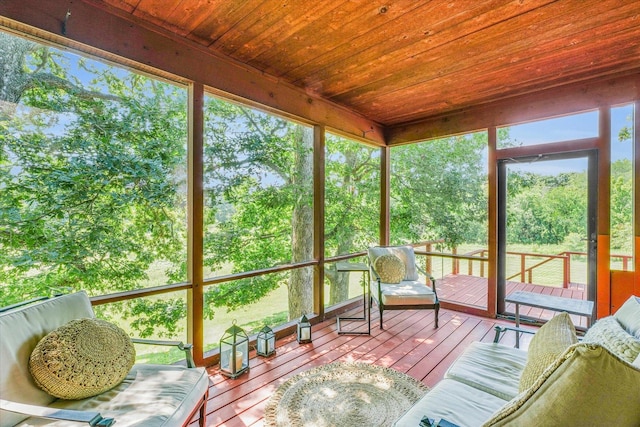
[614,296,640,338]
[582,316,640,363]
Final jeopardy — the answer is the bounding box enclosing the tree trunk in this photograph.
[288,126,314,320]
[325,238,353,305]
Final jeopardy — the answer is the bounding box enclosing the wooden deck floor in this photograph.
[193,276,588,426]
[194,306,532,427]
[437,274,588,328]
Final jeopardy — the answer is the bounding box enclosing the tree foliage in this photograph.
[390,133,488,248]
[1,33,188,337]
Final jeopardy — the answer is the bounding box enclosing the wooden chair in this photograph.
[368,245,439,329]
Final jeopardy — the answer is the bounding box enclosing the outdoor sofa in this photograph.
[394,295,640,427]
[0,291,210,426]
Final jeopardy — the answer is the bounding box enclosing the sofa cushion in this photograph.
[518,312,577,392]
[0,292,95,427]
[445,342,528,401]
[483,343,640,427]
[582,316,640,363]
[29,318,136,400]
[371,280,437,305]
[369,246,419,281]
[374,254,406,284]
[394,379,508,427]
[614,295,640,338]
[14,364,210,427]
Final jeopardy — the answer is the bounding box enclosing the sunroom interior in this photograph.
[1,1,639,425]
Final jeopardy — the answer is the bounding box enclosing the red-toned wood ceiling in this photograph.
[93,0,639,127]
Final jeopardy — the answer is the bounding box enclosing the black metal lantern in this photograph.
[256,325,276,357]
[297,314,312,344]
[219,320,249,378]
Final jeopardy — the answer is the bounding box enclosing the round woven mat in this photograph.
[264,362,429,427]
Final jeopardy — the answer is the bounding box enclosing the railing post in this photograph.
[426,243,432,273]
[452,247,458,275]
[566,252,571,284]
[480,250,485,278]
[563,255,569,288]
[520,254,526,282]
[623,256,628,271]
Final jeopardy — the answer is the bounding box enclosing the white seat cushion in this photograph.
[371,280,436,305]
[445,342,528,401]
[394,379,508,427]
[0,292,95,427]
[15,364,210,427]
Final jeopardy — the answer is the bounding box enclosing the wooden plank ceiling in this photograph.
[93,0,639,127]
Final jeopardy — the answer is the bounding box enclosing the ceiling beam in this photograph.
[386,71,640,145]
[0,0,385,146]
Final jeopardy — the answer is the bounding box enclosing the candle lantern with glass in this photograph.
[256,325,276,357]
[297,314,312,344]
[219,320,249,378]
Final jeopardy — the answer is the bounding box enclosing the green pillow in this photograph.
[518,312,577,392]
[30,318,136,400]
[485,344,640,427]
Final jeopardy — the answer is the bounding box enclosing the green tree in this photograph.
[610,159,632,252]
[324,135,380,304]
[201,98,315,320]
[0,33,188,337]
[390,133,488,248]
[506,171,587,245]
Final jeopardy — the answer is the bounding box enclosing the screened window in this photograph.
[610,103,635,270]
[390,132,488,308]
[324,133,380,306]
[497,110,599,149]
[0,31,188,308]
[201,94,314,324]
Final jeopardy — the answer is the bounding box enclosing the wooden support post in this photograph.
[188,83,204,365]
[313,125,326,317]
[380,146,390,246]
[452,247,458,275]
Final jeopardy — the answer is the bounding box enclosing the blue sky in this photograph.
[504,105,634,175]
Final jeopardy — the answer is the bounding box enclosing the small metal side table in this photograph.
[505,290,594,348]
[335,262,371,335]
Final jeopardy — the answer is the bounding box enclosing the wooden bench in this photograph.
[505,290,595,347]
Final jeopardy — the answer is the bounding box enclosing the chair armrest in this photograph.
[0,399,114,426]
[416,265,438,297]
[131,339,196,368]
[368,264,384,300]
[493,325,537,343]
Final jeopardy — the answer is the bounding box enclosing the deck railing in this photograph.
[419,247,632,289]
